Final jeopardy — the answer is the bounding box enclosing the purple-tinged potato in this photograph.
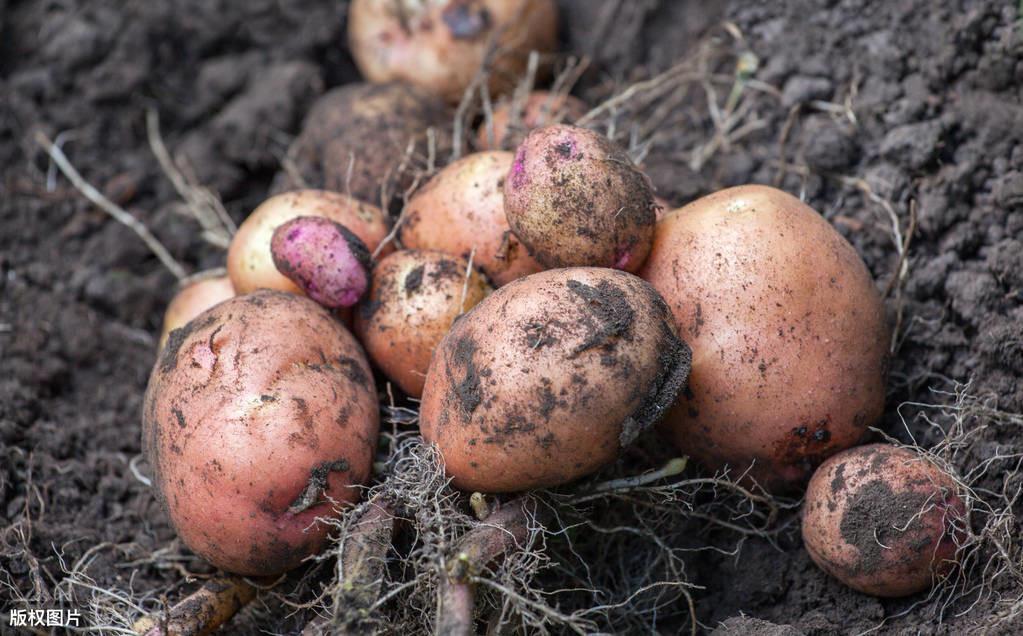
[419,267,692,493]
[143,291,379,576]
[503,124,656,272]
[271,216,371,309]
[355,250,492,398]
[802,444,966,597]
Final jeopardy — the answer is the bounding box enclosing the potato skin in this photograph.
[419,267,691,493]
[273,83,450,205]
[227,190,389,296]
[802,444,966,597]
[401,152,542,286]
[504,124,656,272]
[639,185,888,491]
[143,291,379,576]
[348,0,558,103]
[159,275,235,349]
[477,91,588,150]
[355,250,491,398]
[271,216,371,308]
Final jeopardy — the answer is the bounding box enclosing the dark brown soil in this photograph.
[2,0,1021,634]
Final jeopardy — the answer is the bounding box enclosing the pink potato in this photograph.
[271,216,371,308]
[143,291,379,575]
[503,124,657,272]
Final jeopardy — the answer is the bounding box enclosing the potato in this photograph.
[639,185,888,491]
[504,124,657,272]
[228,190,389,296]
[802,444,966,597]
[400,151,542,286]
[158,275,235,349]
[143,291,379,575]
[271,216,371,308]
[355,250,491,398]
[419,267,691,492]
[348,0,558,103]
[273,83,450,205]
[477,91,588,150]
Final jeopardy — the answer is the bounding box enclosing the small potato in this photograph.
[159,275,235,349]
[504,124,656,272]
[348,0,558,103]
[401,151,542,286]
[640,185,889,491]
[419,267,691,493]
[273,83,450,205]
[227,190,389,296]
[802,444,966,597]
[271,216,371,308]
[355,250,491,398]
[143,291,379,575]
[477,91,588,150]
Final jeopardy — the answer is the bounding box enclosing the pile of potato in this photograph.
[143,0,966,601]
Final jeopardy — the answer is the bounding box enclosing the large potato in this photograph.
[639,185,888,491]
[348,0,558,103]
[273,83,450,205]
[504,124,657,272]
[400,151,542,286]
[802,444,966,597]
[143,291,379,575]
[355,250,491,398]
[419,267,691,492]
[227,190,389,296]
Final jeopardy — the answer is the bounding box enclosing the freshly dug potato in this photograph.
[273,83,450,205]
[419,267,691,492]
[477,90,588,150]
[355,250,491,398]
[400,151,542,286]
[802,444,966,597]
[271,216,371,308]
[143,291,379,575]
[504,124,657,272]
[639,185,888,491]
[227,190,389,296]
[158,275,235,349]
[348,0,558,103]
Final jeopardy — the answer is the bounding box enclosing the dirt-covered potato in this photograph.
[158,275,235,349]
[271,216,371,308]
[355,250,491,398]
[504,124,657,272]
[273,83,450,205]
[400,151,542,286]
[639,185,889,491]
[802,444,966,597]
[227,190,389,296]
[143,291,379,576]
[477,91,588,150]
[348,0,558,103]
[419,267,691,492]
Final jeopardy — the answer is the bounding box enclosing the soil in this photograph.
[2,0,1021,634]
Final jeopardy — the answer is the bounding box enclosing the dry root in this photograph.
[132,576,256,636]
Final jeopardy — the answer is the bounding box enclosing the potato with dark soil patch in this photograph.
[419,267,691,492]
[400,151,542,286]
[143,291,379,576]
[802,444,966,597]
[273,82,450,205]
[640,185,889,492]
[503,124,657,272]
[355,250,491,398]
